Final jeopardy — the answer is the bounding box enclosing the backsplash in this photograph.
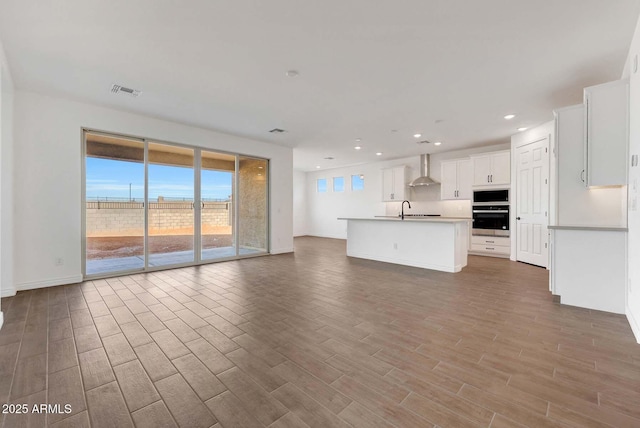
[385,198,472,218]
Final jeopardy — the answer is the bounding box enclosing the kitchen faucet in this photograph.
[401,200,411,220]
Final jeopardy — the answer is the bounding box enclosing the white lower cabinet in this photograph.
[470,236,510,257]
[550,227,626,314]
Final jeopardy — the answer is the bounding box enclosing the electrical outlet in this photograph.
[55,257,64,266]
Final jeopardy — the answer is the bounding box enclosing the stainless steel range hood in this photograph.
[409,154,439,187]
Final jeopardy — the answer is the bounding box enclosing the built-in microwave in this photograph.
[473,189,509,204]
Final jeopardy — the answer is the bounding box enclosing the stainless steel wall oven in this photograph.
[472,189,510,236]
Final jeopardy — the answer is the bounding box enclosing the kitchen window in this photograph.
[317,178,327,193]
[351,174,364,191]
[333,177,345,192]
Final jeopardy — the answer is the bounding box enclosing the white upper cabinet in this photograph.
[471,150,510,186]
[441,159,472,200]
[381,166,407,201]
[584,79,629,187]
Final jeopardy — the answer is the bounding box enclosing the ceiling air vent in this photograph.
[416,140,431,145]
[111,84,141,97]
[269,128,286,133]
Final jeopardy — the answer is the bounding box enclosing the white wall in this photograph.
[292,169,307,236]
[0,41,14,325]
[10,91,293,295]
[303,143,510,239]
[625,14,640,342]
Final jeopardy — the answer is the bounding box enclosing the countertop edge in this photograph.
[338,217,472,223]
[548,225,628,232]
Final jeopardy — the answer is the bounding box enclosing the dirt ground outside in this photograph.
[86,234,233,259]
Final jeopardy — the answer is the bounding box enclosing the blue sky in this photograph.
[86,158,233,200]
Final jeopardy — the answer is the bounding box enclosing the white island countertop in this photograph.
[339,217,471,223]
[338,217,470,272]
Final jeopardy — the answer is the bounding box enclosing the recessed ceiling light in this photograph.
[414,133,422,138]
[354,146,361,150]
[258,166,263,169]
[285,70,299,78]
[434,141,442,146]
[376,152,383,156]
[316,165,321,169]
[356,138,362,142]
[518,127,528,132]
[504,114,516,120]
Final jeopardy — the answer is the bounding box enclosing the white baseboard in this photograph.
[627,304,640,344]
[0,312,4,331]
[270,247,294,255]
[305,234,347,240]
[1,286,16,298]
[16,274,84,292]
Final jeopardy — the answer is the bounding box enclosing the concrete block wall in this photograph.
[86,201,231,237]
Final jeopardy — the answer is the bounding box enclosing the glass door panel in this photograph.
[238,156,268,255]
[148,143,195,267]
[201,151,236,260]
[85,132,145,276]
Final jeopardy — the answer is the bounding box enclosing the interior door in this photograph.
[516,137,549,267]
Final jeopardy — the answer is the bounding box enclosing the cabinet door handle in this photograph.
[486,240,494,243]
[487,175,490,183]
[490,174,493,183]
[486,247,495,250]
[580,170,585,182]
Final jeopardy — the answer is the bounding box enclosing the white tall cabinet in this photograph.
[471,151,510,186]
[381,166,407,202]
[440,159,472,200]
[550,98,628,314]
[584,79,629,187]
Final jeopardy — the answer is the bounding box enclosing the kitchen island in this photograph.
[338,217,470,273]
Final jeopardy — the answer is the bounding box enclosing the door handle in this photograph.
[516,217,521,220]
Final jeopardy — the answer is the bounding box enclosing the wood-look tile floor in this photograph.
[1,236,640,427]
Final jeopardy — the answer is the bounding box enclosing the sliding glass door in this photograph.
[147,143,195,267]
[85,133,145,276]
[238,156,268,254]
[201,150,236,260]
[83,131,269,278]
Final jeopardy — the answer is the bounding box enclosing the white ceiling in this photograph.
[1,0,639,171]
